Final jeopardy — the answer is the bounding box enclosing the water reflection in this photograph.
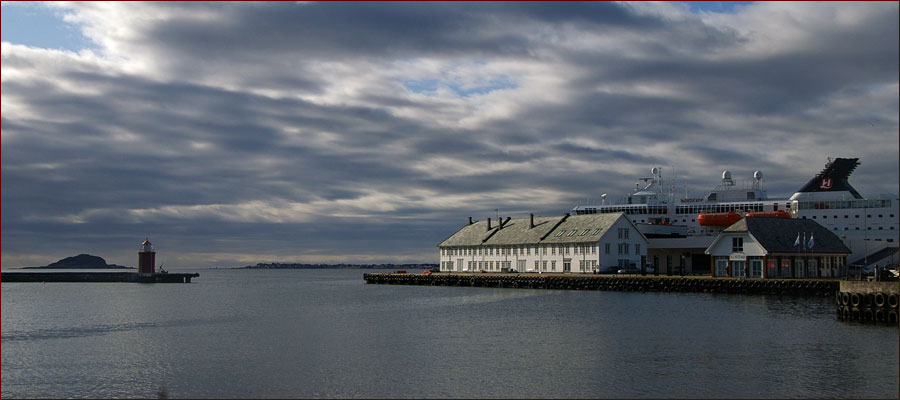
[2,269,896,398]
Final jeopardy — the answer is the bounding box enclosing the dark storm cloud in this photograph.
[145,2,654,60]
[2,2,897,268]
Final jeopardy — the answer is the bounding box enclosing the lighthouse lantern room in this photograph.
[138,238,156,274]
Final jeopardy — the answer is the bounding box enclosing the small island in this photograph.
[24,254,134,269]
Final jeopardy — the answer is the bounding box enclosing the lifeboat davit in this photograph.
[697,211,742,227]
[745,210,792,219]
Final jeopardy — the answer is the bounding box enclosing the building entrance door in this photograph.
[563,259,571,272]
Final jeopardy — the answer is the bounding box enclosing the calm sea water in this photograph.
[2,269,897,399]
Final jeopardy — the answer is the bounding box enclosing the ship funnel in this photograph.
[793,157,862,199]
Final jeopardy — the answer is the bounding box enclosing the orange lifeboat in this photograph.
[745,210,792,219]
[697,211,742,227]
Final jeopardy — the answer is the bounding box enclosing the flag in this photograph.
[807,233,814,249]
[793,233,800,247]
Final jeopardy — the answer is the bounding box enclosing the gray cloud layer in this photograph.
[2,2,897,268]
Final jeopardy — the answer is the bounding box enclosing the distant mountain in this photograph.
[25,254,134,269]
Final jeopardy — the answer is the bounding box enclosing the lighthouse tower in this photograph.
[138,238,156,274]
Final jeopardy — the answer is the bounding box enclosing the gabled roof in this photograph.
[439,213,639,247]
[722,217,850,254]
[540,213,635,244]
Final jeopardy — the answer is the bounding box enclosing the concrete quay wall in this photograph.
[364,273,838,297]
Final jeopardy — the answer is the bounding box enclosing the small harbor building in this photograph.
[438,212,648,273]
[705,217,851,278]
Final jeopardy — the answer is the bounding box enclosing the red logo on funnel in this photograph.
[819,178,832,189]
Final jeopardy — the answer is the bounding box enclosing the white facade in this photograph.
[439,213,647,274]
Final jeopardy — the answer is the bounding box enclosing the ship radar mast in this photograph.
[721,170,734,188]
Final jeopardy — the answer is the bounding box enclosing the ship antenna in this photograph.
[670,164,676,203]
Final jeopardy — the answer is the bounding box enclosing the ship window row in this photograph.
[675,203,765,215]
[797,199,892,211]
[817,214,891,219]
[590,206,668,215]
[829,226,894,231]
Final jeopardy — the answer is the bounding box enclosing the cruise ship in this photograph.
[573,158,898,265]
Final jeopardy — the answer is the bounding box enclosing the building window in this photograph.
[635,244,640,254]
[617,244,623,254]
[715,258,728,277]
[624,244,630,255]
[750,259,762,278]
[605,243,610,254]
[732,261,746,278]
[732,237,743,252]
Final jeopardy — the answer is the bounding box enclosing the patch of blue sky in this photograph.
[403,79,441,94]
[404,78,517,97]
[1,2,96,52]
[684,1,753,14]
[450,79,517,97]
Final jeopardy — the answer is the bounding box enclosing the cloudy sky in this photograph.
[2,1,897,269]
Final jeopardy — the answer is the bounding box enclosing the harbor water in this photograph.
[2,269,897,398]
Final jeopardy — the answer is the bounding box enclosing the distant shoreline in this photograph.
[237,263,438,270]
[22,265,134,270]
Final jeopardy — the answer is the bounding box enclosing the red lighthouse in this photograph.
[138,238,156,274]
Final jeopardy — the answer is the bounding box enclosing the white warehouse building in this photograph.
[438,212,648,273]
